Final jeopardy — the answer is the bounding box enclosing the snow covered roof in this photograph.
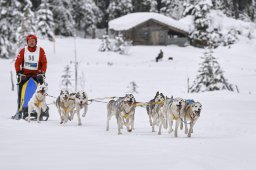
[109,12,189,33]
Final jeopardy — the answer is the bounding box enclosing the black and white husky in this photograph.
[106,94,136,135]
[56,90,75,124]
[27,83,47,123]
[146,92,167,134]
[69,91,88,126]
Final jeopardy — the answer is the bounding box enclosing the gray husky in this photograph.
[106,94,136,135]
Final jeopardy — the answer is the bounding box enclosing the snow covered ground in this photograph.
[0,37,256,170]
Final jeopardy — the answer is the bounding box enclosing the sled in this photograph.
[19,77,49,121]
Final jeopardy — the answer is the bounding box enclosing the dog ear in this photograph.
[156,91,159,95]
[82,92,87,98]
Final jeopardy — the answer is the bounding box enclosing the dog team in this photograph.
[27,84,202,137]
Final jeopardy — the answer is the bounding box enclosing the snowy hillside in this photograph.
[0,37,256,170]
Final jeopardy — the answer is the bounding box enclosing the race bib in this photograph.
[24,46,40,70]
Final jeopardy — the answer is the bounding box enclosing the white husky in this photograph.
[167,97,186,137]
[27,83,47,123]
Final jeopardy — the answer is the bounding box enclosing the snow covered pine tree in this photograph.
[36,0,55,41]
[107,0,133,20]
[61,65,72,90]
[190,48,234,93]
[0,0,22,58]
[183,0,223,47]
[16,0,36,49]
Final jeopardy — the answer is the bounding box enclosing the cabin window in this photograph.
[144,31,149,40]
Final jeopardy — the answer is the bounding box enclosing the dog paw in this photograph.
[128,129,132,132]
[78,123,82,126]
[118,132,122,135]
[158,132,161,135]
[188,133,191,138]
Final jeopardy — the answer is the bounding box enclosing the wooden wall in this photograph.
[111,19,189,46]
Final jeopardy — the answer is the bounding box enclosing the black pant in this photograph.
[17,75,44,111]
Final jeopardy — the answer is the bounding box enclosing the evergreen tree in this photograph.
[145,0,185,19]
[93,0,110,28]
[36,0,55,41]
[61,65,72,90]
[190,48,234,93]
[16,0,36,49]
[107,0,133,20]
[132,0,149,12]
[184,0,224,47]
[49,0,75,36]
[0,0,22,58]
[160,0,184,19]
[72,0,102,38]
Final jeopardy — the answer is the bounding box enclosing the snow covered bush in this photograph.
[112,34,132,55]
[190,48,234,93]
[99,34,132,55]
[223,28,239,46]
[98,35,112,52]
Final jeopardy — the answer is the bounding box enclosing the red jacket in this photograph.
[15,46,47,76]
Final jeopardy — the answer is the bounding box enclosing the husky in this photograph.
[56,90,75,124]
[183,101,202,137]
[27,83,47,123]
[167,97,186,137]
[106,94,136,135]
[146,92,167,134]
[70,91,88,126]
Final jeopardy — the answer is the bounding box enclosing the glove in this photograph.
[16,70,23,75]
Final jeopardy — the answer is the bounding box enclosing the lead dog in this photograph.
[27,83,47,123]
[106,94,136,135]
[183,101,202,137]
[56,90,75,124]
[167,97,186,137]
[70,91,88,126]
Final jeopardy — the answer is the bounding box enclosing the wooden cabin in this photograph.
[108,12,190,46]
